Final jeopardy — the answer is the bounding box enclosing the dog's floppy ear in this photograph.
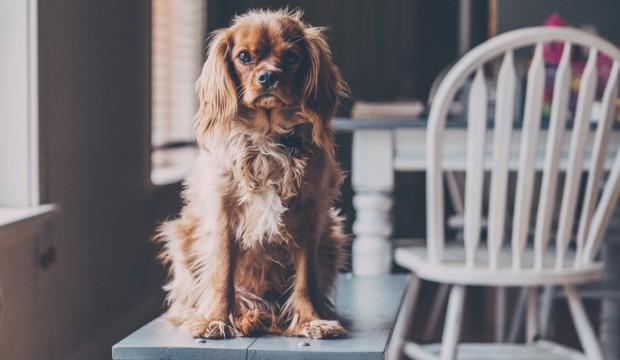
[195,29,237,145]
[301,27,349,149]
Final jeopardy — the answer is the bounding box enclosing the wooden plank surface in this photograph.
[112,318,254,360]
[248,274,409,360]
[112,274,410,360]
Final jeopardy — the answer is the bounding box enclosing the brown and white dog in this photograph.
[155,9,350,339]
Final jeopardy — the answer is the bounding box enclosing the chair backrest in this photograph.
[427,27,620,271]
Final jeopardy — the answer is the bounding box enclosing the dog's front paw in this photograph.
[183,317,236,339]
[297,319,347,339]
[234,309,271,336]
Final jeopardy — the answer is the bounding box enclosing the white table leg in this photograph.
[352,129,394,275]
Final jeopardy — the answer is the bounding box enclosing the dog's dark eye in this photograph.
[238,51,253,64]
[283,52,299,65]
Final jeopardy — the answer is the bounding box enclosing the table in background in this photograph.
[333,117,620,275]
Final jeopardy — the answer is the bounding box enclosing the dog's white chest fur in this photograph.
[188,141,302,250]
[236,187,288,248]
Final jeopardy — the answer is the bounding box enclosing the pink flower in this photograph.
[543,13,567,65]
[544,13,567,27]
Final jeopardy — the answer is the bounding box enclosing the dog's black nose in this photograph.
[257,70,278,87]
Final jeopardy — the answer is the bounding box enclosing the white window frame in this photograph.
[0,0,40,207]
[0,0,56,247]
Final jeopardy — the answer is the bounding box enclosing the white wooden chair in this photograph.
[393,27,620,360]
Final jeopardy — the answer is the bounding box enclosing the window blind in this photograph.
[152,0,205,148]
[151,0,205,184]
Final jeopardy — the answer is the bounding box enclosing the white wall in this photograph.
[0,232,44,359]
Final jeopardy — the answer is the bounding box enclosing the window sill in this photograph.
[151,146,197,186]
[151,164,190,186]
[0,204,58,249]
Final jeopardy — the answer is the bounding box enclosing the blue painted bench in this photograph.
[113,274,412,360]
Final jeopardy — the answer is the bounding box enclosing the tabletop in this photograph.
[332,116,620,132]
[112,274,410,360]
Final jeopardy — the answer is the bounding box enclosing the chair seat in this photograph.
[395,244,603,286]
[404,341,586,360]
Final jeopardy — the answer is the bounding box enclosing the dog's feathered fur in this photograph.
[155,9,350,339]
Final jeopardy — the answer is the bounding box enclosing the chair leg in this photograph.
[387,275,421,360]
[539,285,554,337]
[423,284,451,341]
[494,287,507,342]
[440,285,466,360]
[564,285,604,360]
[507,288,527,343]
[526,286,539,344]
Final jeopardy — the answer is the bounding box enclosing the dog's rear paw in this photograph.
[183,317,236,339]
[297,319,347,339]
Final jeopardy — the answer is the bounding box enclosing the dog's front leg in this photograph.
[182,218,236,339]
[285,216,346,339]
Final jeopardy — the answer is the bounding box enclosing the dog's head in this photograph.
[195,9,348,147]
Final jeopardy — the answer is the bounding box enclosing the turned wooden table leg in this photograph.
[351,129,394,275]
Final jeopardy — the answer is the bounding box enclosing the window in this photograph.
[151,0,206,185]
[0,0,39,206]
